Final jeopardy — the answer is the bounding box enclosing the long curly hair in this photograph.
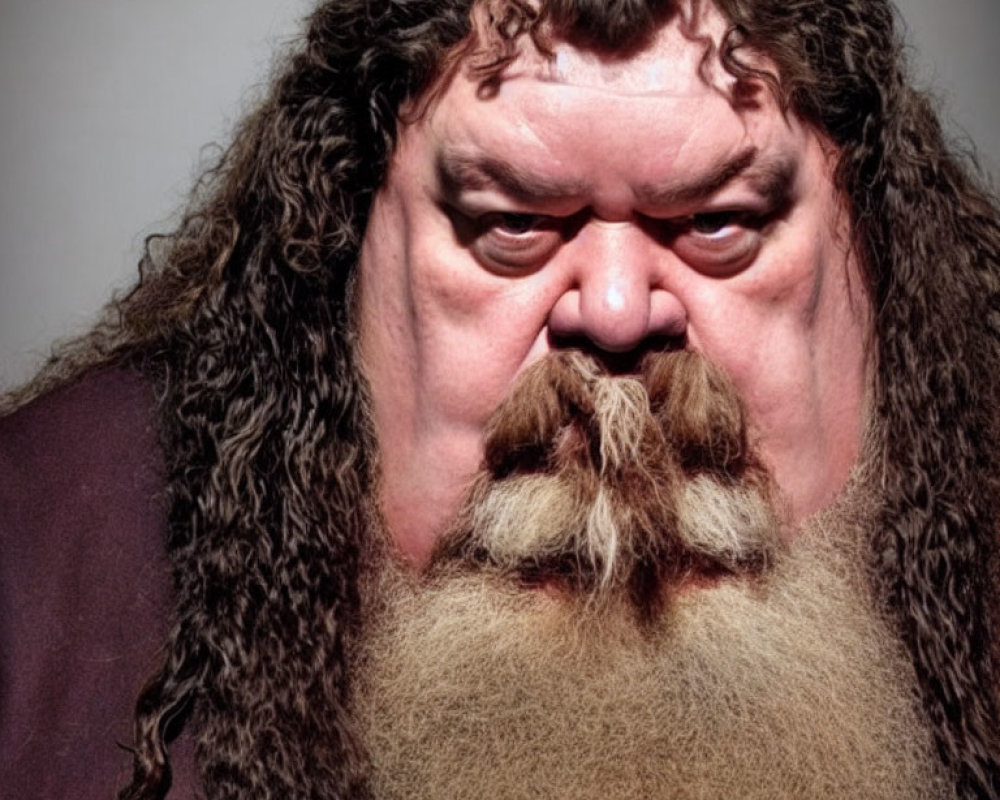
[10,0,999,798]
[711,3,1000,797]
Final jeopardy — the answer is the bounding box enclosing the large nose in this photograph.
[547,222,687,353]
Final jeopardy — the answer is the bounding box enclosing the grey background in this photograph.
[1,0,998,390]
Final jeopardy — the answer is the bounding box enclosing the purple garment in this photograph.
[0,369,195,799]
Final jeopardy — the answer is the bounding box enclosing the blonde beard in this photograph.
[349,352,953,798]
[351,476,953,800]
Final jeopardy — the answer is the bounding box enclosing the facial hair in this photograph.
[432,350,781,615]
[350,351,954,799]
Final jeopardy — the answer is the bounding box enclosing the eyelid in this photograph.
[670,213,765,275]
[449,181,587,222]
[685,210,765,237]
[469,210,567,273]
[479,211,555,235]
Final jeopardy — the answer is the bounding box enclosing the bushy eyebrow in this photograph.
[636,148,795,209]
[437,146,796,209]
[437,150,588,203]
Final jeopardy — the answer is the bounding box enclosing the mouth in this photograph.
[433,348,781,620]
[498,550,752,626]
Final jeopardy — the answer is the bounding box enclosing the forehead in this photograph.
[498,0,734,96]
[403,5,803,209]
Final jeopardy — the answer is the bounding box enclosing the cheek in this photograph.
[685,214,870,521]
[405,243,561,426]
[744,221,837,313]
[686,225,851,412]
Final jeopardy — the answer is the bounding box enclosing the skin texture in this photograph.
[358,7,873,565]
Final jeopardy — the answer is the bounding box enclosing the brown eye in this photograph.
[473,212,563,273]
[673,211,764,274]
[689,211,740,236]
[491,212,547,235]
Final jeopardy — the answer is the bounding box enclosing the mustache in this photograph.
[431,350,782,614]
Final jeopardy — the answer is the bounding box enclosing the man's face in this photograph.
[357,3,872,565]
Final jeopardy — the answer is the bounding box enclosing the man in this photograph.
[2,0,999,798]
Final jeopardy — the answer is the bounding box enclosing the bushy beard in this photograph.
[350,351,953,799]
[432,350,781,616]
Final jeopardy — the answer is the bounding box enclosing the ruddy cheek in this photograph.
[410,240,516,325]
[737,234,824,314]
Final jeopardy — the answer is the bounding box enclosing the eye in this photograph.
[489,212,549,235]
[689,211,742,237]
[671,210,766,274]
[473,211,564,272]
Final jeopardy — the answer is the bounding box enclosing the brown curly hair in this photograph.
[9,0,999,798]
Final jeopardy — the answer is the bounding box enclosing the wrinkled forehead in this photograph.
[474,0,735,98]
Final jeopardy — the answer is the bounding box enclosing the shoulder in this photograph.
[0,368,177,799]
[0,367,168,582]
[0,366,162,495]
